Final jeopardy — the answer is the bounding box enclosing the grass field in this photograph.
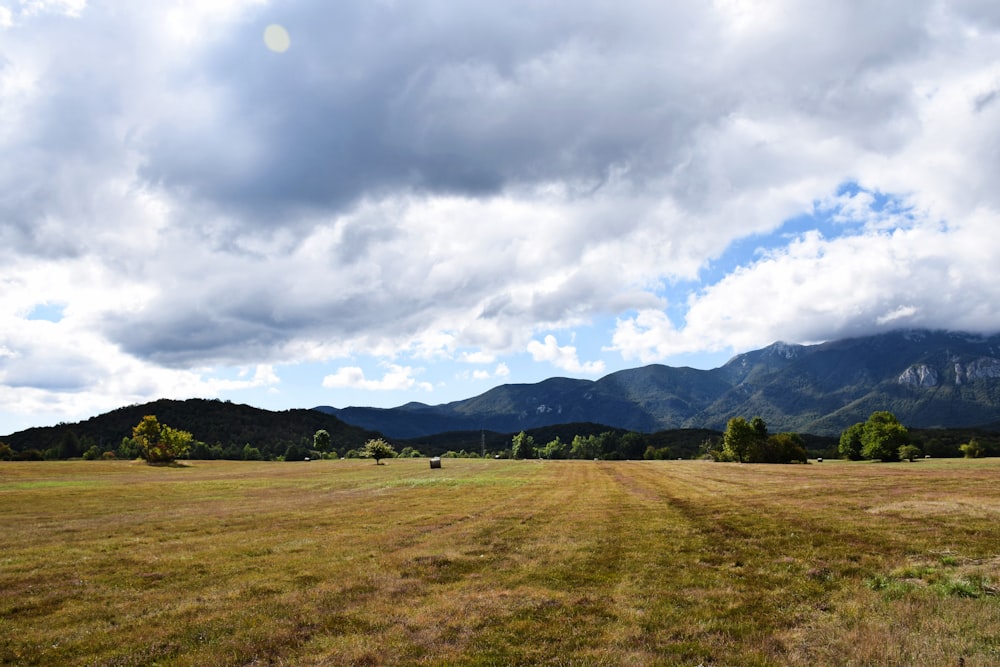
[1,458,999,666]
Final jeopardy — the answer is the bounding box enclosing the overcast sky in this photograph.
[2,0,999,434]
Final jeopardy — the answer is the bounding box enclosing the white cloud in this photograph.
[876,305,920,326]
[610,205,1000,360]
[20,0,87,19]
[459,351,497,364]
[322,364,433,392]
[527,335,605,375]
[1,1,1000,430]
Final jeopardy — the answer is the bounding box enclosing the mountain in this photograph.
[318,329,1000,437]
[1,398,380,457]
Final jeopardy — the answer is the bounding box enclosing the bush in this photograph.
[960,439,985,458]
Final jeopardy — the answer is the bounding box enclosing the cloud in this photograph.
[322,364,433,392]
[609,201,1000,361]
[462,362,511,382]
[527,335,604,375]
[1,1,1000,429]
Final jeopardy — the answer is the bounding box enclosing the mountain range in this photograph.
[5,329,1000,456]
[316,329,1000,437]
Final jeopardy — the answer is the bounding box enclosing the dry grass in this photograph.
[1,457,999,665]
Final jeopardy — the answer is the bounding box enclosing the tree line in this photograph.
[1,409,994,463]
[837,410,989,461]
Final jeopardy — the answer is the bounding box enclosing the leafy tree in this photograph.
[570,434,598,459]
[132,415,192,464]
[511,431,535,459]
[118,436,141,460]
[960,438,985,458]
[765,432,808,463]
[243,444,263,460]
[313,429,332,452]
[838,422,865,460]
[723,417,759,463]
[82,445,102,460]
[619,432,647,460]
[362,438,396,464]
[898,444,922,462]
[0,442,12,460]
[860,411,909,462]
[644,445,672,460]
[597,431,621,459]
[58,430,81,459]
[541,437,567,459]
[399,446,424,458]
[284,443,309,461]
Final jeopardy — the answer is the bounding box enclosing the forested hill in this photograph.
[318,329,1000,437]
[1,398,380,460]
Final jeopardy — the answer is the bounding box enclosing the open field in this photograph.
[2,458,999,666]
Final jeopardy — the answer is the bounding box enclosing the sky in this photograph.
[1,0,999,435]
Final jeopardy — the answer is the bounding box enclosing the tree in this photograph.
[959,438,985,458]
[860,411,910,462]
[898,444,923,462]
[766,433,808,464]
[644,445,672,460]
[243,444,263,460]
[284,443,310,461]
[58,430,81,459]
[362,438,396,464]
[838,422,865,460]
[620,432,647,460]
[723,417,759,463]
[313,429,332,452]
[541,437,567,459]
[132,415,192,464]
[570,434,598,459]
[118,436,140,460]
[511,431,535,459]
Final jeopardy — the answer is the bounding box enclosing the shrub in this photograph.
[959,439,985,458]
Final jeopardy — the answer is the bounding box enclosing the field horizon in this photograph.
[2,458,999,665]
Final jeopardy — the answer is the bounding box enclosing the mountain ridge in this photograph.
[316,329,1000,437]
[6,329,1000,449]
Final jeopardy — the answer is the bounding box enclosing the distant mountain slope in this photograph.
[318,330,1000,437]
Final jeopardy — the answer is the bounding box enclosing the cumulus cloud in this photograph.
[1,0,999,430]
[528,335,605,375]
[610,201,1000,361]
[322,364,433,392]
